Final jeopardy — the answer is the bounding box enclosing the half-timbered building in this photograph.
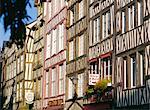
[83,0,114,109]
[1,21,36,110]
[42,0,67,110]
[115,0,150,109]
[1,42,19,110]
[32,1,45,109]
[65,0,88,110]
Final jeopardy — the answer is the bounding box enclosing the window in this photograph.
[89,62,98,74]
[137,0,143,26]
[139,51,145,86]
[122,10,126,33]
[101,57,112,80]
[93,17,100,44]
[59,24,64,51]
[39,49,43,63]
[53,0,57,14]
[102,11,111,38]
[59,64,64,94]
[20,82,23,100]
[78,73,84,97]
[16,83,19,101]
[123,57,128,89]
[128,5,135,30]
[52,29,57,55]
[44,2,47,17]
[130,54,136,88]
[20,55,24,72]
[37,79,41,98]
[70,9,74,26]
[68,78,73,99]
[79,0,84,19]
[69,40,74,61]
[48,2,51,19]
[46,34,51,59]
[78,35,84,56]
[45,71,49,97]
[51,68,57,96]
[17,57,20,73]
[60,0,64,8]
[14,61,16,77]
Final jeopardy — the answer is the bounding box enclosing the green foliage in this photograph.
[0,0,31,48]
[84,79,112,102]
[94,79,111,91]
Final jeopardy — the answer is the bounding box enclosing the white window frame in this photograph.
[70,9,74,26]
[130,55,136,88]
[78,34,84,56]
[137,0,143,26]
[122,10,126,33]
[45,71,49,97]
[68,78,73,99]
[59,24,64,51]
[128,5,135,30]
[101,57,112,80]
[79,0,84,19]
[51,68,57,96]
[59,64,64,95]
[69,40,74,61]
[93,17,100,44]
[78,73,84,97]
[123,58,128,89]
[102,11,111,39]
[139,51,145,86]
[52,29,57,55]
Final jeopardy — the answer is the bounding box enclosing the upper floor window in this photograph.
[51,68,57,96]
[93,17,100,44]
[45,71,49,97]
[70,9,74,26]
[128,5,135,30]
[101,57,112,80]
[69,40,74,61]
[123,57,128,89]
[43,2,47,17]
[59,24,64,51]
[77,73,84,97]
[78,34,84,57]
[123,51,145,89]
[137,0,143,26]
[52,29,57,55]
[139,51,145,86]
[48,2,52,20]
[79,0,84,19]
[102,10,111,39]
[46,34,51,59]
[89,61,98,74]
[20,55,24,72]
[53,0,57,14]
[130,54,136,88]
[59,64,64,95]
[122,10,126,33]
[68,78,73,99]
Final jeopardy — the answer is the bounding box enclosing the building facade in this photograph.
[1,21,36,110]
[66,0,88,110]
[2,42,22,110]
[42,0,67,110]
[83,0,114,109]
[33,1,45,109]
[115,0,150,109]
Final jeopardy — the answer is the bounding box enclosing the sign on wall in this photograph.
[89,74,100,85]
